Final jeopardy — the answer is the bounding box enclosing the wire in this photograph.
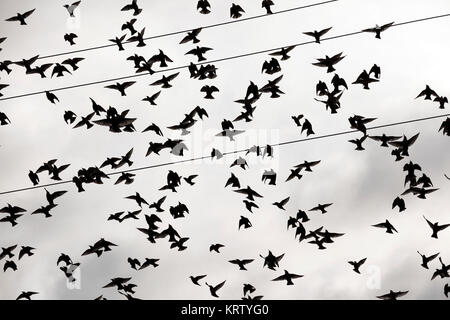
[34,0,339,60]
[1,13,449,103]
[0,113,448,196]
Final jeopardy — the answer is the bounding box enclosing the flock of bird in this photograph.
[1,0,449,300]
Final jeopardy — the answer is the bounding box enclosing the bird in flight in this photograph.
[303,27,332,43]
[5,9,36,25]
[362,22,395,39]
[348,258,367,274]
[64,1,81,17]
[272,270,303,285]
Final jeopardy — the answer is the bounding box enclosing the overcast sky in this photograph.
[0,0,450,300]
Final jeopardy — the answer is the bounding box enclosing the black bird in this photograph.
[243,200,259,213]
[416,85,438,100]
[440,118,450,136]
[262,169,277,185]
[417,251,439,269]
[89,98,105,116]
[18,246,35,260]
[149,196,167,213]
[373,219,398,234]
[116,148,134,168]
[186,46,213,62]
[201,85,219,99]
[32,204,58,218]
[128,28,146,47]
[62,57,84,71]
[331,73,348,92]
[5,9,36,25]
[149,49,173,68]
[353,70,379,89]
[45,189,67,206]
[402,186,438,200]
[139,258,160,270]
[260,250,284,270]
[434,96,448,109]
[0,84,9,97]
[285,168,302,182]
[229,259,254,271]
[376,290,408,300]
[205,281,226,298]
[125,192,148,208]
[262,58,281,75]
[15,55,39,73]
[369,134,401,147]
[64,1,81,17]
[295,160,321,172]
[0,112,11,125]
[369,64,381,79]
[122,19,138,35]
[423,216,450,239]
[303,27,332,43]
[392,197,406,212]
[45,91,59,104]
[109,35,127,51]
[190,275,206,286]
[197,0,211,14]
[389,133,420,156]
[142,91,161,106]
[0,60,13,74]
[16,291,38,300]
[28,170,39,185]
[51,64,72,77]
[313,52,345,73]
[348,258,367,274]
[259,75,284,98]
[362,22,395,39]
[64,33,78,45]
[301,119,315,136]
[142,123,163,136]
[150,73,179,88]
[108,212,124,223]
[225,173,240,188]
[0,37,6,51]
[269,46,295,60]
[27,62,52,79]
[4,260,18,272]
[309,203,333,214]
[292,114,304,127]
[121,0,142,16]
[73,112,95,129]
[103,277,132,289]
[127,258,141,270]
[234,186,262,201]
[115,172,135,185]
[184,175,198,186]
[230,157,248,170]
[272,270,303,285]
[239,216,252,230]
[210,244,224,253]
[262,0,275,14]
[105,81,136,96]
[445,284,449,298]
[349,135,367,151]
[180,28,202,44]
[230,3,245,19]
[0,245,18,260]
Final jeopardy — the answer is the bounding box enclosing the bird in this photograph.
[143,123,163,136]
[16,291,38,300]
[309,203,333,214]
[73,112,95,129]
[189,275,206,286]
[64,33,78,45]
[105,82,136,96]
[62,58,84,71]
[139,258,159,270]
[45,189,67,206]
[200,85,219,99]
[109,35,127,51]
[28,170,39,185]
[0,245,18,260]
[28,63,53,79]
[239,216,252,230]
[417,251,439,269]
[149,49,173,68]
[185,46,213,62]
[51,64,72,78]
[197,0,211,14]
[423,216,450,239]
[348,258,367,274]
[128,28,146,47]
[434,96,448,109]
[122,19,138,35]
[149,196,167,212]
[230,3,245,19]
[32,204,58,218]
[369,134,401,147]
[127,258,141,270]
[388,133,420,156]
[303,27,332,43]
[229,259,254,271]
[4,260,18,272]
[373,219,398,234]
[376,290,408,300]
[312,52,345,73]
[121,0,142,16]
[5,9,36,25]
[272,270,303,285]
[369,64,381,79]
[392,197,406,212]
[209,244,224,253]
[243,200,259,213]
[362,22,395,39]
[353,70,379,89]
[45,91,59,104]
[260,251,284,270]
[349,135,367,151]
[125,192,148,208]
[184,175,198,186]
[262,0,275,14]
[150,73,179,88]
[205,281,226,298]
[234,186,262,201]
[269,46,295,60]
[64,1,81,17]
[180,28,202,44]
[115,172,135,185]
[142,91,161,106]
[0,37,6,51]
[416,85,438,100]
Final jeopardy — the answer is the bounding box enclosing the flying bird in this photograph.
[5,9,36,25]
[312,52,345,73]
[362,22,395,39]
[230,3,245,19]
[121,0,142,16]
[272,270,303,285]
[303,27,332,43]
[64,1,81,17]
[423,216,450,239]
[105,81,136,96]
[348,258,367,274]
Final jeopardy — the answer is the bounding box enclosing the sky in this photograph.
[0,0,450,300]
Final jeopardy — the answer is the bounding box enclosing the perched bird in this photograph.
[376,290,408,300]
[64,33,78,46]
[348,258,367,274]
[423,216,450,239]
[205,281,226,298]
[303,27,332,43]
[230,3,245,19]
[105,81,136,96]
[121,0,142,16]
[64,1,81,17]
[272,270,303,285]
[362,22,395,39]
[312,52,345,73]
[5,9,36,25]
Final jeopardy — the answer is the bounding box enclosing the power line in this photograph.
[0,113,448,197]
[34,0,339,60]
[1,13,449,103]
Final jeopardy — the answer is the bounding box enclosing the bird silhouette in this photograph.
[272,270,303,285]
[205,281,226,298]
[303,27,332,43]
[5,9,36,25]
[423,216,449,239]
[348,258,367,274]
[362,22,395,39]
[64,1,81,17]
[230,3,245,19]
[376,290,408,300]
[64,33,78,45]
[121,0,142,16]
[197,0,211,14]
[313,52,345,73]
[417,251,439,269]
[373,219,398,234]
